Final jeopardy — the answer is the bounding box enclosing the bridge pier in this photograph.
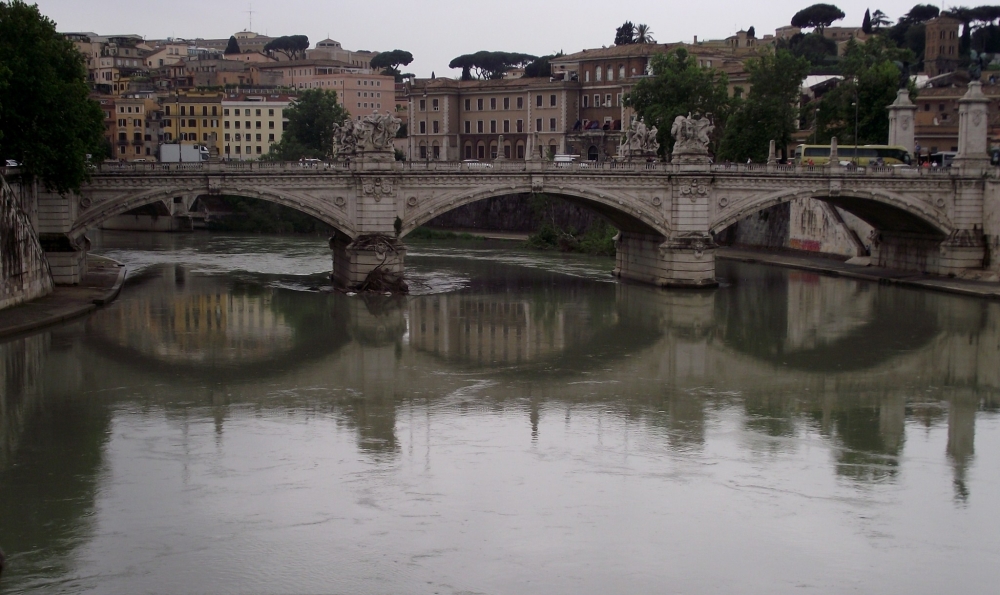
[613,232,718,288]
[871,231,985,276]
[330,234,407,291]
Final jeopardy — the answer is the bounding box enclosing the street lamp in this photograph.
[812,106,820,145]
[852,97,859,166]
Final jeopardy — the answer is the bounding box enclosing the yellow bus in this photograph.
[793,144,913,166]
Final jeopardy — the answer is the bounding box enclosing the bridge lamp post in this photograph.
[812,106,820,145]
[852,97,859,166]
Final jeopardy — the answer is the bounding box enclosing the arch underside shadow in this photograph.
[71,186,356,239]
[402,186,667,239]
[711,190,952,238]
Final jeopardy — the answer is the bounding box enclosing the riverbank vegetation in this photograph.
[525,194,617,256]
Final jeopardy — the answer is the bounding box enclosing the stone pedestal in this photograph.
[955,81,991,171]
[330,234,407,290]
[887,88,917,153]
[613,231,717,288]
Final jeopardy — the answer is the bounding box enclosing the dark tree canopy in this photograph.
[523,52,563,78]
[625,48,735,156]
[863,9,873,34]
[370,49,413,82]
[791,3,846,31]
[718,49,811,162]
[901,4,940,24]
[0,0,105,193]
[747,26,756,38]
[448,51,537,80]
[268,89,348,161]
[779,31,838,66]
[225,35,241,54]
[615,21,636,45]
[264,35,309,60]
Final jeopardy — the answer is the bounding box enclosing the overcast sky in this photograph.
[39,0,949,77]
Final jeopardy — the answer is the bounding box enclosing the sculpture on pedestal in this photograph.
[332,111,401,160]
[670,113,714,163]
[617,118,660,159]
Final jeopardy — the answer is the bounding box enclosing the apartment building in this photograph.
[255,61,394,119]
[221,94,291,159]
[160,92,224,154]
[113,95,160,160]
[408,76,579,161]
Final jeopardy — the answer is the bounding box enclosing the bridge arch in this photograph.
[70,184,357,240]
[400,182,670,239]
[710,187,954,237]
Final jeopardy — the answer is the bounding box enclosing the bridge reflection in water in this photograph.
[2,258,1000,587]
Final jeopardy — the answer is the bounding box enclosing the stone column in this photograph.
[955,81,991,171]
[330,233,407,291]
[887,88,916,153]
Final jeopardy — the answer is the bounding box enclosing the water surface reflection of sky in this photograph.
[0,232,998,594]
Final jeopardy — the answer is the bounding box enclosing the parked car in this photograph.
[4,159,19,167]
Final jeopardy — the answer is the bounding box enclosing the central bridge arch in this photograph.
[400,180,670,239]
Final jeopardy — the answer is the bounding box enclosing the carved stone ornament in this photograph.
[332,111,402,157]
[973,112,984,127]
[407,196,418,207]
[901,116,910,131]
[679,183,710,199]
[618,118,660,158]
[334,196,347,207]
[362,177,394,202]
[670,112,714,161]
[79,196,92,209]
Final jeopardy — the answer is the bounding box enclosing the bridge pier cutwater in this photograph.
[17,83,1000,288]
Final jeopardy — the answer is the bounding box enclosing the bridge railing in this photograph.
[87,160,996,178]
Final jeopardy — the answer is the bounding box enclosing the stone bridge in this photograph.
[27,158,1000,288]
[9,83,1000,288]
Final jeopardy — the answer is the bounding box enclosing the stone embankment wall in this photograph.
[1,174,53,310]
[426,194,601,233]
[716,198,872,258]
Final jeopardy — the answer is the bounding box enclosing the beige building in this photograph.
[255,61,394,119]
[221,94,291,160]
[113,95,160,161]
[306,39,376,68]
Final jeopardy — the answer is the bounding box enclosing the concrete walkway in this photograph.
[717,247,1000,300]
[0,256,126,339]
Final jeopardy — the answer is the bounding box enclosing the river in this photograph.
[1,231,999,594]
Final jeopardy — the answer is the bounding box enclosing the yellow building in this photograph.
[160,92,224,154]
[113,95,160,161]
[221,93,292,160]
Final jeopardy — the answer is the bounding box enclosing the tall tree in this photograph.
[268,89,348,160]
[815,36,916,146]
[871,9,893,28]
[779,31,838,66]
[370,49,413,82]
[863,9,873,34]
[523,52,563,78]
[624,48,735,156]
[718,49,810,162]
[615,21,636,45]
[225,35,241,54]
[635,23,656,44]
[944,7,976,56]
[747,26,756,38]
[791,3,847,32]
[0,1,105,194]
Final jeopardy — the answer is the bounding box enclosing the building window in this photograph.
[594,94,600,107]
[166,106,172,116]
[503,120,510,133]
[478,98,484,110]
[550,94,556,107]
[585,70,590,82]
[432,98,439,111]
[188,119,195,127]
[465,121,471,134]
[432,120,439,133]
[269,121,274,129]
[256,121,261,129]
[606,94,612,106]
[478,120,484,133]
[517,97,523,109]
[607,65,613,81]
[596,66,602,81]
[212,106,218,116]
[202,106,208,116]
[549,118,556,131]
[465,99,471,110]
[235,146,241,154]
[419,121,426,134]
[419,99,426,111]
[619,65,625,79]
[202,119,208,127]
[617,93,622,106]
[419,145,427,159]
[536,118,542,131]
[516,119,523,133]
[225,121,230,129]
[268,134,275,142]
[488,98,495,110]
[583,95,589,108]
[536,95,542,107]
[255,134,262,141]
[256,109,261,116]
[180,106,186,116]
[490,120,497,133]
[503,97,510,110]
[256,146,262,154]
[225,133,231,141]
[235,133,241,141]
[269,109,274,116]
